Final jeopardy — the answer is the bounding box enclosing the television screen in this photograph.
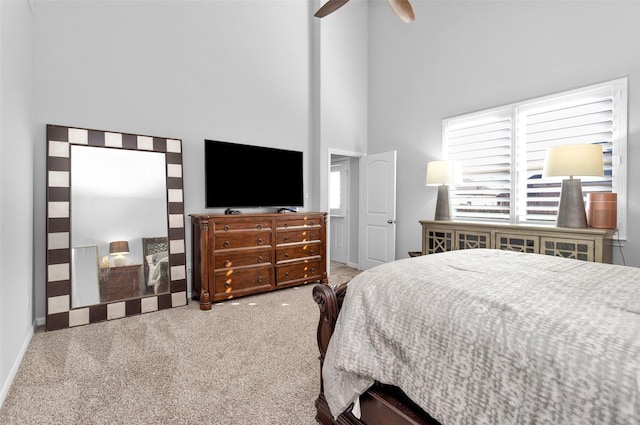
[204,140,304,208]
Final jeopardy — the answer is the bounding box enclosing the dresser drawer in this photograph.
[541,237,594,261]
[276,242,321,262]
[276,259,322,284]
[213,265,272,297]
[495,232,539,253]
[214,231,272,250]
[213,219,271,232]
[276,216,322,229]
[276,229,320,244]
[214,248,272,269]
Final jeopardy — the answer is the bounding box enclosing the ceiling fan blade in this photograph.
[387,0,415,23]
[314,0,350,18]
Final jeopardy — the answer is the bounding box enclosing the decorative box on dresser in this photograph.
[420,220,614,263]
[191,212,328,310]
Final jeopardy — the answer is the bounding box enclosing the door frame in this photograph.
[329,158,349,264]
[328,148,364,270]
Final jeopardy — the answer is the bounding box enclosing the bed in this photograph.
[313,249,640,425]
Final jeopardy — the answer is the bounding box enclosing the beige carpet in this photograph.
[0,262,361,425]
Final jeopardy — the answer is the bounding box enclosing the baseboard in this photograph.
[35,316,45,326]
[347,261,359,270]
[0,320,35,409]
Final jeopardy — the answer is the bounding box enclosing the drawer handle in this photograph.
[309,221,314,226]
[310,268,315,273]
[224,259,231,268]
[224,241,230,248]
[310,250,314,255]
[224,225,230,231]
[257,224,262,229]
[284,237,289,242]
[283,223,288,228]
[257,255,263,262]
[284,253,289,259]
[284,272,289,278]
[225,281,231,289]
[257,238,263,245]
[258,275,263,283]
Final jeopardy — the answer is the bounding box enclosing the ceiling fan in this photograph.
[314,0,415,23]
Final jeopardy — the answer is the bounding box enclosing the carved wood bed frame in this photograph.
[312,283,441,425]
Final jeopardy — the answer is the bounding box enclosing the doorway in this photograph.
[329,153,360,269]
[328,150,397,271]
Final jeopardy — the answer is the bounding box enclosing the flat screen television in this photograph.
[204,139,304,209]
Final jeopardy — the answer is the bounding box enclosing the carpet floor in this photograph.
[0,262,361,425]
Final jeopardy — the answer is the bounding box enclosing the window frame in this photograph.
[442,77,628,240]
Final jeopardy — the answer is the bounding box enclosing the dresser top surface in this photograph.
[190,212,326,220]
[419,220,614,237]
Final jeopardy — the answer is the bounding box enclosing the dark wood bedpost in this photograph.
[313,283,351,425]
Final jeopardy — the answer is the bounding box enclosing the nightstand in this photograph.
[99,264,142,302]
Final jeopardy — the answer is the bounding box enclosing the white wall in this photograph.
[367,0,640,265]
[315,0,368,272]
[0,0,35,407]
[32,0,318,321]
[317,0,369,215]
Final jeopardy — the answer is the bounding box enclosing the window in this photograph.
[330,160,348,216]
[443,78,627,238]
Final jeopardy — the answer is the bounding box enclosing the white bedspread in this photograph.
[322,249,640,424]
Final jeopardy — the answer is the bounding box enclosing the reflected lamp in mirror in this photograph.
[425,160,462,221]
[109,240,130,267]
[542,144,603,228]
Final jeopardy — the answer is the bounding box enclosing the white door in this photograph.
[330,159,349,264]
[359,151,397,270]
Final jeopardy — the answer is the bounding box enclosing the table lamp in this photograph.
[426,160,462,221]
[542,144,603,228]
[109,240,130,267]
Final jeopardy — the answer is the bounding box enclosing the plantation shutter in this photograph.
[517,86,617,224]
[445,109,513,222]
[441,78,626,237]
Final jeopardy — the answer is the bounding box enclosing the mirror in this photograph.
[45,124,187,331]
[71,146,168,307]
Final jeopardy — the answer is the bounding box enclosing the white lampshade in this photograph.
[542,144,603,178]
[425,160,462,186]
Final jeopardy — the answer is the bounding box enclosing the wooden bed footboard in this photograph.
[313,283,361,425]
[313,283,348,371]
[312,284,440,425]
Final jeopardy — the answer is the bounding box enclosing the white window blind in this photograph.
[518,86,617,224]
[443,78,627,238]
[445,108,514,222]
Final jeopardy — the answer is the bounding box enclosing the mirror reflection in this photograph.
[70,145,168,308]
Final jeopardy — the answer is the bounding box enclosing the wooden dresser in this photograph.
[420,220,614,263]
[190,212,328,310]
[99,264,142,302]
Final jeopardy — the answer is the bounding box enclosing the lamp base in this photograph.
[434,185,451,221]
[556,178,588,228]
[113,255,126,267]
